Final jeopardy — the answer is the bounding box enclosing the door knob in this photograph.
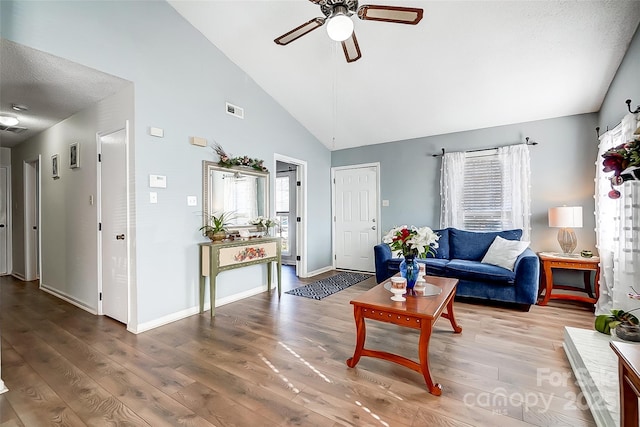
[371,226,376,230]
[0,224,4,228]
[116,234,125,240]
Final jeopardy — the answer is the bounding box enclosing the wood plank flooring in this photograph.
[0,269,598,426]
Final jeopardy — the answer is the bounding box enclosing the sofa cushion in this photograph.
[427,228,450,259]
[422,258,449,276]
[445,259,516,284]
[481,236,530,271]
[449,229,523,261]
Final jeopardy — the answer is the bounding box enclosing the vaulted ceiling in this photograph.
[169,0,640,150]
[2,2,639,151]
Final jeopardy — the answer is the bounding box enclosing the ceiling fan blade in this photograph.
[357,5,423,25]
[274,17,326,46]
[341,31,362,63]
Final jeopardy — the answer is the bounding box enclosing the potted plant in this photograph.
[200,211,234,242]
[595,288,640,341]
[249,216,279,236]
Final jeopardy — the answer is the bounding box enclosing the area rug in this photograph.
[285,272,372,300]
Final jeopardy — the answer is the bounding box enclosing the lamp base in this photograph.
[557,228,577,255]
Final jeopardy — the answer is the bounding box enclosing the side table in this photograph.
[537,252,600,306]
[611,340,640,427]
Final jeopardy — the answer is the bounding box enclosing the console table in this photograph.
[199,237,281,317]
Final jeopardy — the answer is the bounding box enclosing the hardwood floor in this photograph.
[1,268,598,426]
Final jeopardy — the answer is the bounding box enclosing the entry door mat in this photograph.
[285,272,372,300]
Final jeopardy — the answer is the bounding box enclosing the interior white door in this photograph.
[0,167,8,275]
[334,166,378,272]
[99,128,128,324]
[24,160,39,281]
[276,169,297,265]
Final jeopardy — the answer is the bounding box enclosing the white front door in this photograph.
[99,127,129,324]
[0,167,8,275]
[333,165,379,272]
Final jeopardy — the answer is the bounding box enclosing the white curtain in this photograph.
[595,113,640,314]
[499,144,532,241]
[440,151,465,228]
[440,144,531,240]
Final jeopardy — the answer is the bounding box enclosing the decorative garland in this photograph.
[213,142,268,172]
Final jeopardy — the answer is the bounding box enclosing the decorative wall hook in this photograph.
[596,126,600,138]
[626,99,640,114]
[525,137,538,146]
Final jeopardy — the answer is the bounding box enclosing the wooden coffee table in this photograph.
[346,276,461,395]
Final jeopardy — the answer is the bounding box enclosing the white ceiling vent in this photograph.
[226,102,244,119]
[0,124,28,134]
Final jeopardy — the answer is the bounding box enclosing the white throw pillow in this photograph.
[481,236,530,271]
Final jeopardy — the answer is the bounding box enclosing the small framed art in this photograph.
[69,142,79,169]
[52,154,59,179]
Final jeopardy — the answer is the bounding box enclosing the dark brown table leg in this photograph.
[418,319,441,396]
[442,294,462,333]
[346,305,366,368]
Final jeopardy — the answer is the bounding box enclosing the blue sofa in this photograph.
[374,228,540,310]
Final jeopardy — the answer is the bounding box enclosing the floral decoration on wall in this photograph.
[213,142,268,172]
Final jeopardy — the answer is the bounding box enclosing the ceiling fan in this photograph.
[274,0,423,63]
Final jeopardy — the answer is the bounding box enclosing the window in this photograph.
[441,144,531,240]
[462,154,511,231]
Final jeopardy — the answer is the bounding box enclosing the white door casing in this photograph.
[98,127,129,324]
[333,164,380,272]
[0,167,8,275]
[23,159,40,281]
[274,154,307,277]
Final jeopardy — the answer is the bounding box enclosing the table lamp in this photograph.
[548,206,583,255]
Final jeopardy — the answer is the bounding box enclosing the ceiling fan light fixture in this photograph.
[326,7,354,42]
[0,114,19,127]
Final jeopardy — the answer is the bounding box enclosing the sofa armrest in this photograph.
[374,244,394,283]
[513,248,540,304]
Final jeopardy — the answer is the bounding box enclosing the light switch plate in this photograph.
[149,127,164,138]
[382,200,390,207]
[187,196,197,206]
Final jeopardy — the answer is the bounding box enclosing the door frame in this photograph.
[96,122,132,324]
[23,157,41,282]
[274,153,307,277]
[331,162,381,270]
[0,165,12,275]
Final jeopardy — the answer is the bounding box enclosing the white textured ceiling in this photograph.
[170,0,640,150]
[0,39,130,148]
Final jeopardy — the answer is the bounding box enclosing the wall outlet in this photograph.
[149,127,164,137]
[382,200,390,207]
[150,192,158,204]
[187,196,197,206]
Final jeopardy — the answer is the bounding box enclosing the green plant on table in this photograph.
[199,211,235,236]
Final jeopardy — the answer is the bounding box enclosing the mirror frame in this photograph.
[202,160,270,230]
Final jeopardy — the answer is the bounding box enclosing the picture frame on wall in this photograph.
[69,142,79,169]
[52,154,59,179]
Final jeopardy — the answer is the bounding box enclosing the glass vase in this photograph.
[399,255,420,293]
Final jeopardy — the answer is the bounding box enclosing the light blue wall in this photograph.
[332,113,599,254]
[1,0,332,327]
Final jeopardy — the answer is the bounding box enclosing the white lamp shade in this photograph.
[326,14,354,41]
[548,206,583,228]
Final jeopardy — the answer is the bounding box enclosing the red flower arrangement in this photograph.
[602,135,640,198]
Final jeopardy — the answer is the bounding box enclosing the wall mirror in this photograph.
[202,160,269,229]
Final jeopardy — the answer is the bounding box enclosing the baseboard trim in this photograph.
[130,284,271,334]
[0,380,7,394]
[11,273,26,281]
[40,284,97,315]
[302,265,333,278]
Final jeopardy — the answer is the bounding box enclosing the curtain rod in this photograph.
[595,99,639,138]
[431,137,538,158]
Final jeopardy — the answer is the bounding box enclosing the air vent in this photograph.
[226,102,244,119]
[0,124,27,134]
